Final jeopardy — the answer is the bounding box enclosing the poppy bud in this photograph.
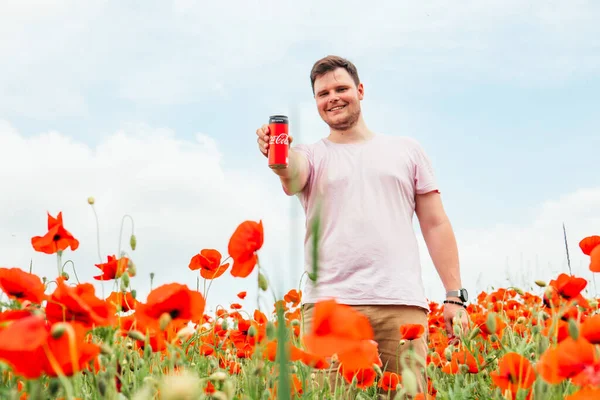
[221,320,228,331]
[128,261,137,277]
[49,379,61,396]
[453,323,462,337]
[87,196,95,205]
[399,339,406,346]
[467,327,481,341]
[373,363,382,377]
[248,325,257,337]
[444,347,453,361]
[266,321,276,340]
[258,272,268,291]
[130,234,137,250]
[568,319,579,340]
[534,280,546,287]
[486,312,497,334]
[127,330,146,341]
[160,313,172,331]
[100,344,113,355]
[97,377,107,396]
[51,323,67,339]
[121,273,130,288]
[61,271,69,281]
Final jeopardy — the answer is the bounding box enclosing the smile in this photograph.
[328,105,346,112]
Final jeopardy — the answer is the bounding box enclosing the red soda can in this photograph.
[268,114,289,169]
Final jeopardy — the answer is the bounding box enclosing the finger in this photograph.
[256,124,270,139]
[445,320,453,338]
[257,137,268,156]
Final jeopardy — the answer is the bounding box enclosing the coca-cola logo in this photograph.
[270,134,289,145]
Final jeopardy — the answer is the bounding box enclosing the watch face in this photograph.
[461,289,469,302]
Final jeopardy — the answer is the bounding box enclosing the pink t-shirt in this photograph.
[290,133,439,311]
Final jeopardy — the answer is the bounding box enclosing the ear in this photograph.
[357,83,364,100]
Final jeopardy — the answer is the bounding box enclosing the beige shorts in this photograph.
[301,303,429,398]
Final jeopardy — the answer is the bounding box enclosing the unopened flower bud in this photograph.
[130,234,137,251]
[373,364,382,377]
[568,319,579,340]
[51,323,67,339]
[486,312,497,334]
[513,287,524,296]
[121,273,130,288]
[97,377,107,396]
[399,339,406,346]
[247,325,257,337]
[87,196,95,205]
[444,347,453,361]
[453,323,462,337]
[534,280,546,287]
[258,272,268,291]
[100,344,113,355]
[61,271,69,281]
[127,330,146,342]
[160,313,172,331]
[291,319,300,327]
[49,379,61,396]
[128,261,137,277]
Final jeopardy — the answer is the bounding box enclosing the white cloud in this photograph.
[1,1,598,117]
[418,187,600,302]
[0,120,301,313]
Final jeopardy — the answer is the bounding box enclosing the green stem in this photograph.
[56,251,62,278]
[118,214,135,256]
[61,260,80,284]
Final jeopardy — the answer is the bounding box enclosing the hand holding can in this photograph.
[267,115,289,169]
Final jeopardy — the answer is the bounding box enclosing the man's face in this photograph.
[313,68,364,131]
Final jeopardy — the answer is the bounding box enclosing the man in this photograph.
[255,55,469,396]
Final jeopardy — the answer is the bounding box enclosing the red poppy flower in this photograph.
[31,212,79,255]
[227,220,264,278]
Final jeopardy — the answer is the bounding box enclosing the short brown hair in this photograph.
[310,55,360,94]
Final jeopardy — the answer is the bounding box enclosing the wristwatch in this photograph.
[446,288,468,303]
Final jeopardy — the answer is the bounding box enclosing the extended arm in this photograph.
[274,149,310,196]
[415,191,463,299]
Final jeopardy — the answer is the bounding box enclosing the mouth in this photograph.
[327,104,346,112]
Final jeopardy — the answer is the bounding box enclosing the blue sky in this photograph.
[1,1,599,311]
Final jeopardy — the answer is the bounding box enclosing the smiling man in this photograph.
[255,55,469,396]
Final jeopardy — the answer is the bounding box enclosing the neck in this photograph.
[327,116,373,144]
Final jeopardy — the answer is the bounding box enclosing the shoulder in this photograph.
[374,134,428,154]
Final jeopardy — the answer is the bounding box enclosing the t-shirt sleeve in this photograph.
[411,140,440,195]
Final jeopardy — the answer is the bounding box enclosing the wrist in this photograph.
[445,288,469,303]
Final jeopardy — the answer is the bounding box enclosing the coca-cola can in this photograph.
[268,114,289,169]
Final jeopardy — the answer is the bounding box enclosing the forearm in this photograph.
[275,149,307,195]
[422,220,462,295]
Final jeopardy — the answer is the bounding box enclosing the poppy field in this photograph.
[0,207,599,400]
